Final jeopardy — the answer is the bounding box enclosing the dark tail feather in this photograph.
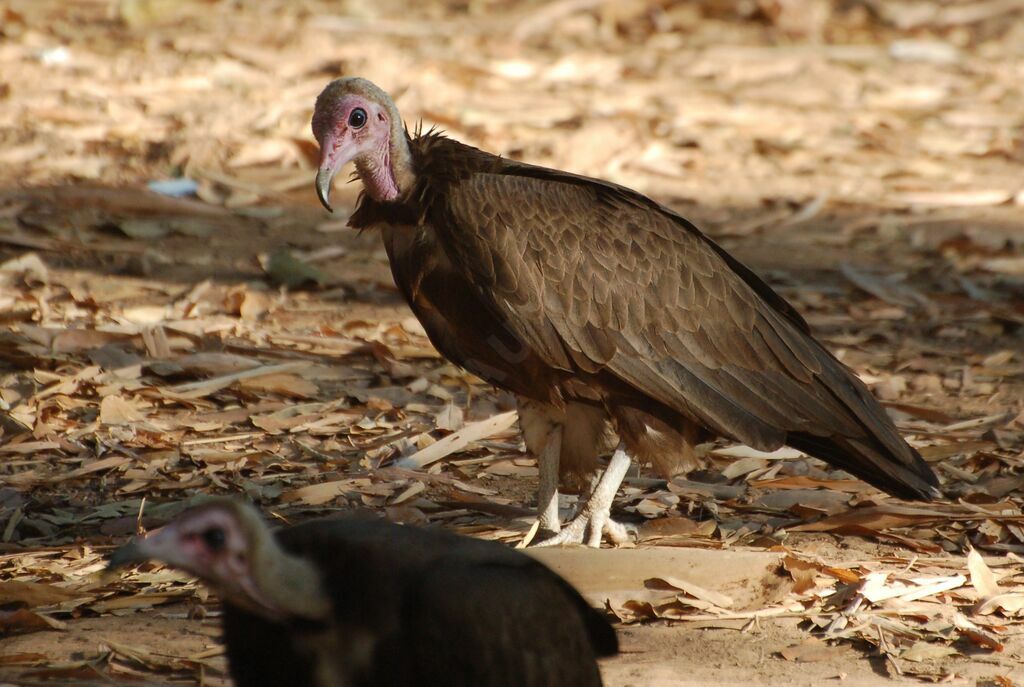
[788,432,941,501]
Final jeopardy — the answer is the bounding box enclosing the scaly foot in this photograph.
[533,446,634,548]
[533,511,636,547]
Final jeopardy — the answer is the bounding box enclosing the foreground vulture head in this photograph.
[108,498,618,686]
[108,498,326,622]
[311,77,941,547]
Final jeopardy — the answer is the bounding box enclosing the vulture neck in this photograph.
[357,112,415,203]
[248,529,331,622]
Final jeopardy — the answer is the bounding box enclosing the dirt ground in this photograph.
[1,1,1023,685]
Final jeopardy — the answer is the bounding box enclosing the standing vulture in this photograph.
[311,77,941,547]
[108,498,617,687]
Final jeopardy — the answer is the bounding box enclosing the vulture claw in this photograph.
[533,514,636,548]
[533,446,635,548]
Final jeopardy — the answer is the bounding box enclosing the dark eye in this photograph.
[348,107,367,129]
[201,527,226,552]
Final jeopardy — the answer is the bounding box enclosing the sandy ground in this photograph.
[2,1,1024,686]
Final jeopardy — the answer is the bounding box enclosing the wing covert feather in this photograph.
[434,172,841,449]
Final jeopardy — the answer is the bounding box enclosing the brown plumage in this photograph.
[107,498,617,687]
[312,78,940,544]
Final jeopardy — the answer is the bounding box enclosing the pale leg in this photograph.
[536,425,562,534]
[534,445,635,548]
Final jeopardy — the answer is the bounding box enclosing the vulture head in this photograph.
[312,77,413,211]
[108,498,329,622]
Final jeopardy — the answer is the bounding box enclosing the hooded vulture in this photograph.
[311,77,941,547]
[108,498,618,687]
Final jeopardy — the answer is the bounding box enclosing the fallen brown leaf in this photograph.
[780,638,846,662]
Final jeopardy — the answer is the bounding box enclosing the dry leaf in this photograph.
[435,401,464,432]
[0,252,48,285]
[783,555,820,595]
[951,612,1004,651]
[900,641,959,662]
[282,479,360,506]
[646,576,734,609]
[975,593,1024,617]
[397,411,518,468]
[780,638,845,662]
[967,547,1001,600]
[0,653,49,667]
[484,460,538,477]
[0,608,67,636]
[237,373,317,398]
[100,394,145,424]
[0,581,82,608]
[790,504,944,532]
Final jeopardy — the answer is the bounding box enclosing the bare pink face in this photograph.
[313,94,390,169]
[118,505,281,617]
[312,78,403,209]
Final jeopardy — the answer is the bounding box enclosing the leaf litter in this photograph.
[2,0,1024,684]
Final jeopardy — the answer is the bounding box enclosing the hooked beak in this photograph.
[315,166,335,213]
[107,539,146,569]
[315,131,354,214]
[106,524,179,572]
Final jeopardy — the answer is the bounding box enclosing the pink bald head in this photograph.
[312,77,407,210]
[107,498,329,622]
